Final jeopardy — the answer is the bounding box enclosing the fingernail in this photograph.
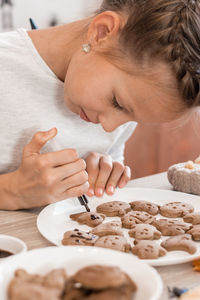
[96,188,103,196]
[119,181,126,188]
[88,188,94,196]
[107,185,114,194]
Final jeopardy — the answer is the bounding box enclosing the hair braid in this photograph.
[98,0,200,108]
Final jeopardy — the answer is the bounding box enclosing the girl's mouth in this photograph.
[80,109,91,122]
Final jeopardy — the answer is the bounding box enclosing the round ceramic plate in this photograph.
[37,187,200,266]
[0,246,162,300]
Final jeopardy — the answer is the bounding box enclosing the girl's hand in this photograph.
[85,152,131,198]
[11,128,89,209]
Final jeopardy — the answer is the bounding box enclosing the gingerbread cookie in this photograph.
[70,212,105,227]
[153,218,191,236]
[90,221,123,237]
[183,212,200,225]
[132,240,166,259]
[94,235,131,252]
[85,286,134,300]
[187,225,200,240]
[96,201,131,217]
[128,224,161,240]
[160,202,194,218]
[72,265,131,290]
[62,229,98,246]
[121,211,155,229]
[161,234,197,254]
[130,200,159,215]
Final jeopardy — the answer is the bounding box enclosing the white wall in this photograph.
[0,0,102,31]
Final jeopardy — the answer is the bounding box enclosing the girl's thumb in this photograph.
[23,128,58,157]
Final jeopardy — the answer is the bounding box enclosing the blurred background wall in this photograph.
[1,0,200,179]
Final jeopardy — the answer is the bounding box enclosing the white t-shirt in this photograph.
[0,28,137,174]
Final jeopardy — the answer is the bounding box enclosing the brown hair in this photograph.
[97,0,200,108]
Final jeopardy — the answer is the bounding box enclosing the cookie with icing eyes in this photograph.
[161,234,197,254]
[153,218,191,236]
[132,240,167,259]
[96,201,131,217]
[128,224,161,240]
[130,200,159,216]
[160,202,194,218]
[90,221,123,237]
[183,212,200,225]
[70,212,106,227]
[94,235,131,252]
[62,229,98,246]
[121,211,155,229]
[187,225,200,241]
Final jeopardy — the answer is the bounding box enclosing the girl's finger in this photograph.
[85,152,100,196]
[105,161,125,195]
[118,166,131,188]
[94,155,113,197]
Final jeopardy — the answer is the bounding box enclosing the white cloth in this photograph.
[0,28,137,174]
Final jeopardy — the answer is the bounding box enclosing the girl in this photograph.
[0,0,199,210]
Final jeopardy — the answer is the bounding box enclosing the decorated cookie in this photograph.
[94,235,131,252]
[183,212,200,225]
[161,234,197,254]
[160,202,194,218]
[128,224,161,240]
[121,211,155,228]
[62,229,98,246]
[90,221,123,237]
[130,200,159,215]
[96,201,131,217]
[187,225,200,240]
[70,212,105,227]
[153,218,191,236]
[132,240,167,259]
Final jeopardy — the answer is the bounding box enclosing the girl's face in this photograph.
[64,49,186,132]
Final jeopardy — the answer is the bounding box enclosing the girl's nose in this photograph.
[99,115,128,132]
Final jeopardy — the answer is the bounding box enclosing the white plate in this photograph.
[0,246,162,300]
[37,187,200,266]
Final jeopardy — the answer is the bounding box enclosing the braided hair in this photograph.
[97,0,200,108]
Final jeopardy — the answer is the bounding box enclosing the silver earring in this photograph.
[82,43,91,53]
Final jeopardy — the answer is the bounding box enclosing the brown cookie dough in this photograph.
[160,202,194,218]
[128,224,161,240]
[130,200,159,215]
[161,234,197,254]
[187,225,200,240]
[96,201,131,217]
[70,212,105,227]
[132,240,166,259]
[90,221,123,237]
[153,218,191,236]
[121,211,155,228]
[94,235,131,252]
[183,212,200,225]
[62,229,98,246]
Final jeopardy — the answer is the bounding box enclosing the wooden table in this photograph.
[1,172,200,299]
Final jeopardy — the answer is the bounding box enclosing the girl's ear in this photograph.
[87,11,124,47]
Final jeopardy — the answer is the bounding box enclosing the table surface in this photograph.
[1,171,200,300]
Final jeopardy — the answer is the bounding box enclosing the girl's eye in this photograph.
[112,97,124,111]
